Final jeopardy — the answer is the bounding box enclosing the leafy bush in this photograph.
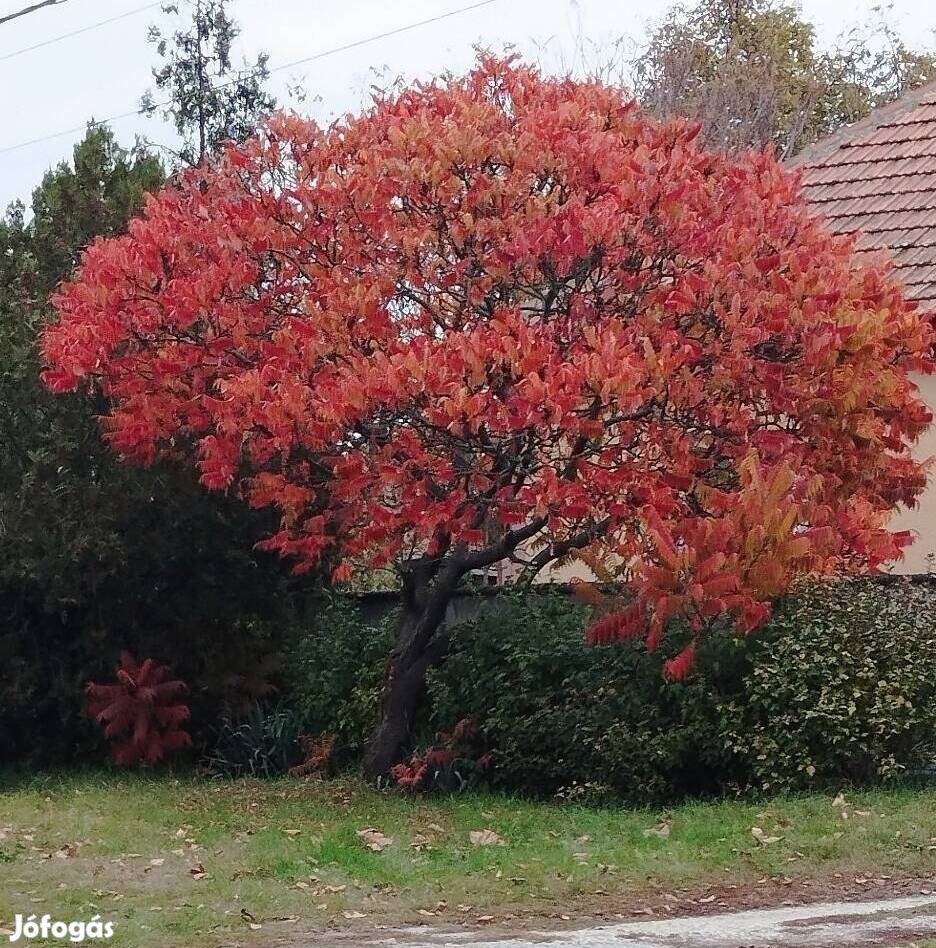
[206,704,302,777]
[427,581,936,800]
[282,593,396,757]
[86,652,191,765]
[280,580,936,799]
[720,579,936,791]
[391,718,491,793]
[427,589,739,803]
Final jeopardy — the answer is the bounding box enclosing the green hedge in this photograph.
[720,580,936,791]
[284,579,936,801]
[282,594,397,761]
[427,590,736,802]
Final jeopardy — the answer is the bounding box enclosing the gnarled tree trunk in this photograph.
[361,559,456,780]
[361,516,573,779]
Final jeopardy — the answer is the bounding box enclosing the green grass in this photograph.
[1,772,935,946]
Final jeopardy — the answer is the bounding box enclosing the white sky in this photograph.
[1,0,935,208]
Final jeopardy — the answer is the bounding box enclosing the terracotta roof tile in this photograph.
[791,80,936,308]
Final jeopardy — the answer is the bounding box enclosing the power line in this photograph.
[0,0,501,156]
[0,0,70,28]
[0,1,161,63]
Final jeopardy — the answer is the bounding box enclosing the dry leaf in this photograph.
[342,911,367,919]
[284,829,302,837]
[476,915,495,923]
[751,827,782,845]
[356,828,393,852]
[469,829,505,847]
[189,863,208,880]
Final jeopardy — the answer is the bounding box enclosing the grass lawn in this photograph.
[1,772,935,947]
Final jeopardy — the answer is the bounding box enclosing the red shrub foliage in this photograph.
[86,652,191,765]
[392,718,490,792]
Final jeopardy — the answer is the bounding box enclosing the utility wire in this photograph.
[0,0,501,155]
[0,1,161,63]
[0,0,70,28]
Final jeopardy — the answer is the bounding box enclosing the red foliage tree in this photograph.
[44,57,933,776]
[86,652,191,765]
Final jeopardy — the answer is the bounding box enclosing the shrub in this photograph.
[391,718,491,793]
[281,580,936,799]
[427,589,739,803]
[720,579,936,791]
[206,704,302,777]
[86,652,191,765]
[282,594,396,757]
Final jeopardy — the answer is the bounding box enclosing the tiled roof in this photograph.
[791,81,936,308]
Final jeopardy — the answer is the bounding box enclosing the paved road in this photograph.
[334,895,936,948]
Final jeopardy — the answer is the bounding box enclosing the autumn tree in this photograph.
[633,0,936,156]
[43,57,934,776]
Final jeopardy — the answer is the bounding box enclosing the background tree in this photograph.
[43,58,934,776]
[632,0,936,156]
[142,0,275,166]
[0,126,290,763]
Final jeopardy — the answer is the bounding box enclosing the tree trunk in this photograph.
[362,563,454,780]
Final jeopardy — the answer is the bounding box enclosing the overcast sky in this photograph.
[1,0,936,208]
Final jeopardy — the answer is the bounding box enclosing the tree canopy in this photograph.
[633,0,936,156]
[142,0,275,166]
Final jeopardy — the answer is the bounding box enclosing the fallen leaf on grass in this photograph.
[189,863,208,880]
[469,829,505,847]
[475,915,495,923]
[356,828,393,852]
[410,834,432,851]
[342,911,367,919]
[284,829,302,837]
[751,827,782,845]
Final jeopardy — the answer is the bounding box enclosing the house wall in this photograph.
[887,371,936,575]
